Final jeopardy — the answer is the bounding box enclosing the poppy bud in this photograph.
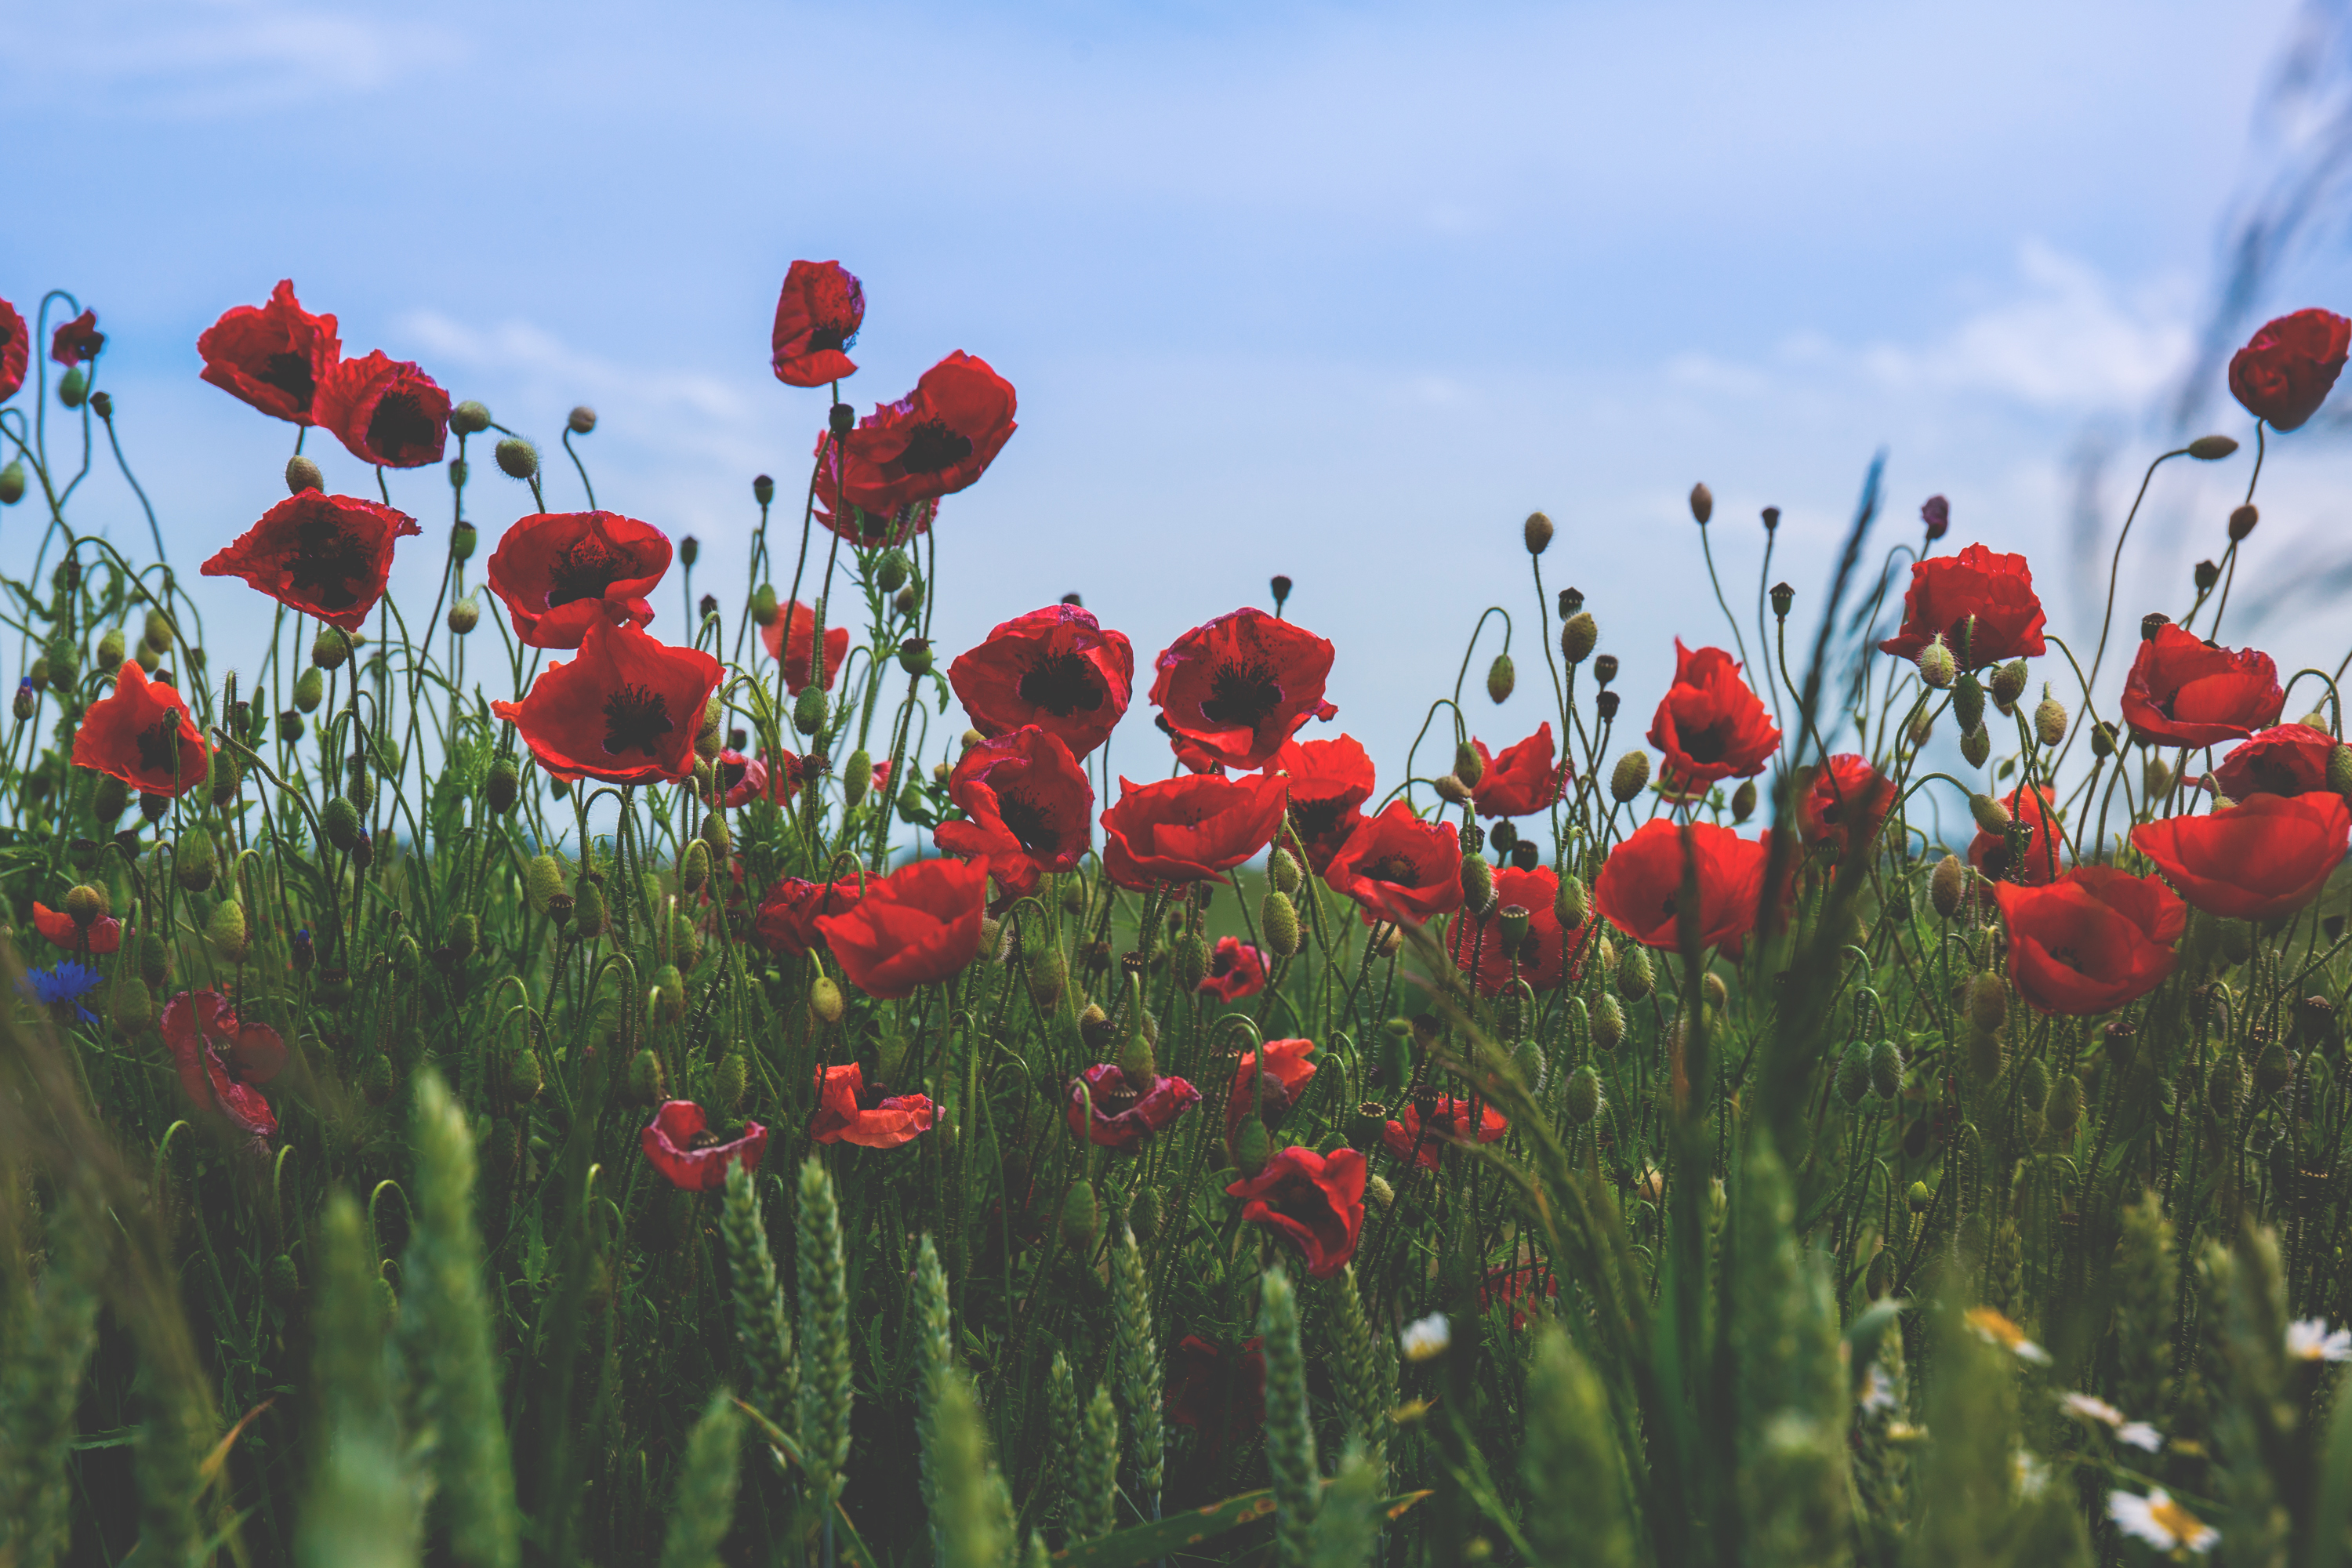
[440,911,478,965]
[1588,989,1625,1053]
[448,596,481,635]
[2194,558,2220,592]
[138,928,172,987]
[2226,503,2259,542]
[2144,756,2173,798]
[2208,1052,2243,1118]
[1268,846,1302,896]
[809,974,844,1025]
[448,457,470,489]
[1968,971,2007,1031]
[1897,1182,1930,1220]
[275,708,305,744]
[1688,482,1713,524]
[448,400,492,436]
[564,405,596,436]
[175,828,216,893]
[1563,1065,1604,1125]
[840,748,873,808]
[1171,930,1210,990]
[140,790,172,825]
[111,975,154,1035]
[793,686,827,735]
[1486,652,1515,705]
[1461,852,1496,916]
[319,796,361,851]
[93,773,129,822]
[873,548,910,593]
[1261,889,1302,956]
[1432,773,1472,805]
[1730,779,1757,823]
[2327,743,2352,801]
[2046,1069,2088,1136]
[201,898,249,964]
[1232,1114,1272,1178]
[280,452,326,496]
[1967,793,2009,837]
[1059,1178,1102,1253]
[495,437,539,480]
[45,636,78,689]
[1609,750,1651,804]
[2089,720,2116,759]
[1454,739,1484,786]
[1990,659,2028,714]
[1560,611,1598,666]
[1837,1040,1871,1105]
[520,853,563,914]
[1917,637,1956,690]
[573,877,608,937]
[1870,1039,1904,1100]
[1269,575,1293,612]
[625,1047,667,1105]
[347,757,375,812]
[0,459,24,505]
[443,518,476,564]
[473,755,516,816]
[697,809,731,858]
[2252,1039,2295,1096]
[1951,671,1986,735]
[58,367,86,409]
[895,585,922,617]
[1555,873,1588,931]
[1618,942,1653,1001]
[643,962,685,1025]
[2187,434,2239,460]
[93,626,125,673]
[12,679,33,722]
[2027,687,2067,749]
[89,390,114,419]
[1958,724,1990,769]
[1864,1247,1896,1300]
[1514,509,1555,557]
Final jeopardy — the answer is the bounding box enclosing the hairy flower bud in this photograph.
[1610,750,1650,803]
[1591,991,1625,1053]
[525,852,565,913]
[1969,793,2010,836]
[1486,652,1515,704]
[1870,1038,1904,1101]
[841,748,873,807]
[1730,779,1757,823]
[1917,636,1956,690]
[1837,1040,1871,1105]
[204,898,250,964]
[626,1047,667,1105]
[1968,971,2007,1031]
[1261,889,1302,957]
[2228,503,2259,542]
[2047,1071,2085,1134]
[450,400,491,436]
[751,583,779,626]
[1960,724,1991,768]
[310,626,350,671]
[1618,942,1653,1001]
[2328,743,2352,801]
[1565,1065,1603,1124]
[1559,611,1597,666]
[1953,671,1986,734]
[1931,852,1965,918]
[2144,755,2174,799]
[1461,852,1496,916]
[286,453,324,494]
[1555,873,1588,931]
[1431,773,1473,805]
[2033,687,2067,747]
[1991,659,2028,714]
[1269,846,1302,895]
[495,436,539,479]
[1454,739,1484,786]
[809,975,844,1025]
[793,685,828,735]
[321,796,363,851]
[573,878,608,938]
[448,596,481,635]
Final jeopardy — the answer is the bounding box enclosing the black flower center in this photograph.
[1018,651,1103,717]
[366,392,436,463]
[1264,1174,1332,1232]
[260,350,315,408]
[1199,660,1283,730]
[995,788,1058,855]
[283,512,372,610]
[895,419,975,475]
[1290,796,1348,844]
[807,321,858,354]
[547,535,627,608]
[1360,854,1418,885]
[1679,723,1729,765]
[601,684,674,758]
[135,718,181,776]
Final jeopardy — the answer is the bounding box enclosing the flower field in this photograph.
[2,269,2352,1565]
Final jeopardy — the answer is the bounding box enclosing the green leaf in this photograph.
[1048,1487,1430,1568]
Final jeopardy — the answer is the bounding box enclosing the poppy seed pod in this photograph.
[752,472,776,506]
[450,400,492,435]
[285,454,324,494]
[2194,558,2220,593]
[2296,995,2338,1051]
[568,405,597,434]
[1969,793,2010,835]
[494,437,538,480]
[1560,611,1598,665]
[277,708,305,742]
[1618,942,1653,1001]
[1523,510,1554,554]
[1595,691,1621,721]
[2187,434,2239,460]
[1261,890,1301,957]
[1731,779,1757,823]
[0,459,24,505]
[898,637,934,674]
[1953,671,1986,733]
[1593,653,1618,686]
[1870,1038,1904,1100]
[1931,851,1966,917]
[1499,904,1530,950]
[448,596,480,635]
[1592,990,1625,1052]
[1269,846,1302,895]
[809,975,844,1025]
[2090,720,2116,757]
[1486,652,1515,704]
[1990,659,2029,714]
[1689,482,1713,524]
[2034,687,2068,747]
[1959,724,1991,769]
[1610,750,1650,803]
[2229,503,2259,541]
[1269,574,1293,612]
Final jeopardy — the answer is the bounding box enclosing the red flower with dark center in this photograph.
[71,662,209,798]
[2130,793,2352,920]
[1225,1146,1367,1279]
[934,725,1093,897]
[2212,724,2339,800]
[771,260,864,387]
[490,619,720,786]
[1593,819,1768,951]
[1876,543,2049,667]
[1472,724,1570,818]
[1479,1263,1560,1331]
[814,856,989,999]
[641,1100,770,1191]
[813,452,937,548]
[1992,867,2184,1016]
[750,875,866,956]
[197,280,341,424]
[1261,735,1374,872]
[1322,802,1463,926]
[31,901,123,956]
[949,604,1134,762]
[314,350,449,468]
[50,309,104,366]
[486,510,671,649]
[162,990,282,1142]
[811,1062,936,1148]
[832,350,1018,512]
[0,296,27,402]
[1164,720,1230,775]
[1797,753,1897,859]
[1969,783,2065,887]
[1197,935,1269,1001]
[1168,1335,1266,1454]
[1099,771,1289,888]
[2229,308,2352,430]
[1454,864,1570,995]
[1225,1037,1318,1145]
[1648,641,1780,793]
[2120,626,2283,750]
[1068,1062,1203,1150]
[760,601,854,694]
[201,491,420,630]
[1381,1098,1508,1171]
[1150,608,1338,771]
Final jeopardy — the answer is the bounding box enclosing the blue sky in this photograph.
[3,0,2342,792]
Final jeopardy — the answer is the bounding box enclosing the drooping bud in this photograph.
[494,437,539,480]
[1837,1040,1871,1105]
[678,838,711,895]
[840,749,873,807]
[1486,652,1515,704]
[1969,793,2010,836]
[2229,503,2259,541]
[1171,930,1210,991]
[1268,846,1302,896]
[2144,756,2174,799]
[2030,686,2067,747]
[873,548,909,592]
[567,405,597,435]
[1232,1115,1272,1178]
[1952,671,1986,734]
[321,797,363,851]
[1061,1179,1102,1253]
[2328,743,2352,801]
[1565,1065,1603,1124]
[2194,558,2220,592]
[1960,725,1991,769]
[175,828,217,892]
[2090,720,2116,758]
[751,584,779,626]
[1967,972,2007,1031]
[1432,773,1473,805]
[2208,1052,2243,1118]
[2254,1040,2296,1097]
[283,453,325,495]
[1730,779,1757,823]
[1559,611,1598,665]
[1454,739,1484,786]
[450,400,492,435]
[1990,659,2028,714]
[572,878,608,938]
[645,963,685,1025]
[2046,1071,2085,1134]
[2186,434,2239,461]
[1688,482,1713,524]
[1917,637,1956,690]
[484,755,519,815]
[1618,942,1653,1001]
[1610,750,1650,802]
[58,367,87,408]
[1869,1038,1904,1101]
[0,459,24,506]
[1461,852,1496,916]
[204,898,250,964]
[93,773,129,822]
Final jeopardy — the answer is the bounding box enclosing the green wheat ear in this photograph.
[1324,1265,1390,1482]
[1308,1440,1386,1568]
[0,1196,103,1568]
[294,1189,420,1568]
[659,1390,746,1568]
[796,1154,853,1510]
[1521,1327,1635,1568]
[720,1160,797,1439]
[1045,1349,1081,1541]
[1259,1262,1319,1568]
[1074,1381,1121,1542]
[1109,1223,1164,1516]
[914,1232,954,1547]
[930,1363,1011,1568]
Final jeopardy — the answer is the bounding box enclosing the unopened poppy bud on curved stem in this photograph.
[1432,774,1472,805]
[2187,434,2239,461]
[1969,792,2011,836]
[1689,482,1713,524]
[495,437,539,481]
[2229,503,2259,541]
[1454,740,1483,787]
[1990,659,2028,713]
[1486,652,1515,704]
[568,405,597,435]
[450,400,492,436]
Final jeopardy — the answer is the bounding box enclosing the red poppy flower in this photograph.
[811,1062,936,1148]
[1648,641,1780,793]
[1991,867,2184,1016]
[771,260,864,387]
[1479,1262,1560,1331]
[2228,308,2352,430]
[759,601,854,694]
[71,662,209,798]
[1969,783,2065,887]
[2212,724,2340,800]
[201,492,420,630]
[1454,864,1570,995]
[490,619,720,786]
[750,875,866,956]
[1149,608,1338,772]
[934,725,1094,897]
[1068,1062,1203,1150]
[1,296,31,403]
[1797,753,1896,859]
[1164,720,1231,776]
[832,350,1018,512]
[814,856,989,999]
[1225,1037,1318,1144]
[31,901,123,956]
[1197,935,1269,1001]
[1169,1335,1266,1454]
[1099,771,1288,889]
[50,309,103,367]
[713,748,789,808]
[486,511,670,650]
[2120,626,2283,750]
[1472,724,1569,818]
[1381,1097,1508,1171]
[197,280,342,424]
[1225,1146,1367,1279]
[813,451,938,548]
[1877,543,2048,667]
[1593,819,1767,951]
[162,990,282,1142]
[2130,793,2352,921]
[313,350,449,469]
[1261,735,1374,872]
[641,1100,770,1191]
[949,604,1134,762]
[1322,802,1464,926]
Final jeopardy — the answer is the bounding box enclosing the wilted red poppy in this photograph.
[1649,641,1781,793]
[490,619,720,786]
[641,1100,770,1191]
[1226,1146,1367,1279]
[1197,935,1269,1001]
[760,601,854,694]
[1099,771,1288,888]
[314,350,448,468]
[201,491,420,630]
[2130,793,2352,920]
[814,856,989,999]
[2212,724,2340,800]
[719,747,804,808]
[1068,1062,1203,1150]
[949,604,1134,762]
[31,901,123,956]
[1969,783,2065,887]
[1381,1098,1508,1171]
[1150,608,1338,772]
[2229,308,2352,430]
[1593,819,1767,951]
[485,510,670,649]
[1261,734,1374,872]
[1169,1335,1265,1454]
[197,280,341,424]
[2121,626,2283,750]
[1797,753,1896,859]
[1877,543,2048,667]
[1454,864,1569,994]
[162,990,282,1142]
[811,1062,935,1148]
[1225,1037,1318,1144]
[934,725,1093,897]
[1,296,33,403]
[1322,802,1463,926]
[1472,724,1569,818]
[50,309,103,366]
[750,875,866,956]
[1992,867,2184,1016]
[71,662,209,798]
[832,350,1018,512]
[771,260,864,387]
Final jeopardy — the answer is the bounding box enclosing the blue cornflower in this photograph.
[20,960,104,1025]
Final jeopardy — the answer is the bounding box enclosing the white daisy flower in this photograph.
[2286,1317,2352,1363]
[2012,1450,2050,1500]
[2118,1422,2164,1453]
[1966,1306,2052,1365]
[2108,1489,2218,1554]
[1861,1364,1899,1414]
[2060,1392,2125,1429]
[1400,1312,1450,1363]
